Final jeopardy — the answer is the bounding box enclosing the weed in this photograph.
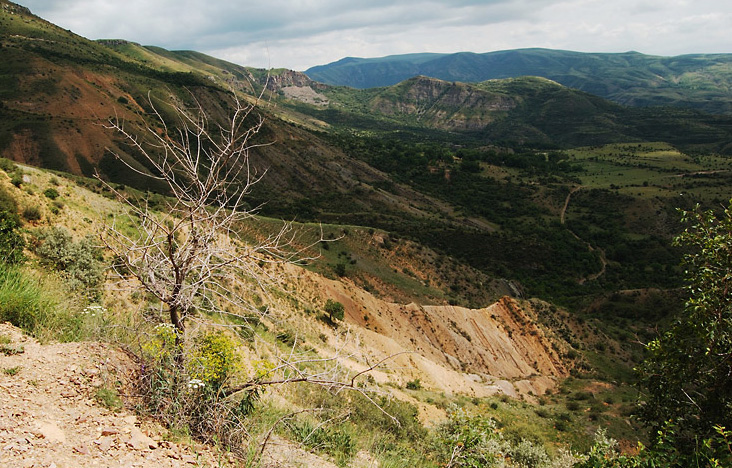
[0,264,82,342]
[3,366,21,376]
[286,417,356,466]
[95,386,123,410]
[0,344,24,355]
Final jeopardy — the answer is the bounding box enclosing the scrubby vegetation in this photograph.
[2,5,732,465]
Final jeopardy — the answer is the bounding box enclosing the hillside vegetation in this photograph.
[1,1,731,466]
[305,48,732,114]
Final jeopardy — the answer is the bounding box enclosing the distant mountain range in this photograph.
[305,49,732,114]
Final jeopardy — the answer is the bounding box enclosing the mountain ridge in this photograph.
[305,48,732,114]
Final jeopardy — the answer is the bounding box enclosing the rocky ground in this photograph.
[0,323,345,468]
[0,323,231,467]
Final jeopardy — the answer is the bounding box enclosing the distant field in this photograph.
[567,143,732,204]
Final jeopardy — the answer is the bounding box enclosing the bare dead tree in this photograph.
[99,90,409,457]
[100,91,308,337]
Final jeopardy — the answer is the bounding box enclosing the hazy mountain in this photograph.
[305,49,732,114]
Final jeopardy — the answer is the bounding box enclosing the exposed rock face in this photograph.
[2,1,32,16]
[265,70,327,91]
[373,297,567,380]
[369,76,515,131]
[307,267,571,397]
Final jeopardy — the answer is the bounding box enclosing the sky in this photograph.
[20,0,732,71]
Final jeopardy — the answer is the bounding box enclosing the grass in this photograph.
[0,264,83,342]
[95,386,123,410]
[2,366,21,376]
[567,143,732,196]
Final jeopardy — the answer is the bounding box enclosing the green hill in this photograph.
[286,75,732,153]
[2,0,731,311]
[305,49,732,114]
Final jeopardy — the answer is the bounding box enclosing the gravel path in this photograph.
[0,323,224,468]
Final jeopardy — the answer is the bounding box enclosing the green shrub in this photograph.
[0,211,25,265]
[508,438,550,468]
[0,158,16,174]
[333,262,346,277]
[186,331,240,390]
[324,299,345,322]
[43,187,59,200]
[138,326,253,456]
[35,227,104,295]
[22,206,41,221]
[566,401,581,411]
[432,407,507,467]
[406,378,422,390]
[577,423,732,468]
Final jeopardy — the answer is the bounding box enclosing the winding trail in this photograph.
[560,186,583,225]
[560,185,608,284]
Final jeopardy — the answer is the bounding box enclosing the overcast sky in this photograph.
[20,0,732,71]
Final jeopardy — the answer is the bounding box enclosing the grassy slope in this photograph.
[4,1,731,316]
[0,158,653,460]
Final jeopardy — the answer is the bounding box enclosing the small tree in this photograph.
[637,200,732,450]
[101,92,302,338]
[324,299,345,322]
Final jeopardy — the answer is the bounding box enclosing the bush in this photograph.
[324,299,345,322]
[0,211,25,265]
[139,325,254,455]
[22,206,41,221]
[432,407,507,468]
[0,158,16,174]
[637,202,732,448]
[43,187,59,200]
[575,424,732,468]
[35,227,104,294]
[406,378,422,390]
[333,262,346,277]
[508,438,550,468]
[186,331,240,390]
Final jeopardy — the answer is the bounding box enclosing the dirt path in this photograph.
[560,186,582,225]
[559,186,607,284]
[0,323,371,468]
[0,324,227,468]
[578,245,608,285]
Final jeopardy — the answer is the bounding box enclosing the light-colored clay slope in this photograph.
[285,265,570,399]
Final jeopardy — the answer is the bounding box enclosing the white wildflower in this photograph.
[82,304,107,317]
[187,379,205,390]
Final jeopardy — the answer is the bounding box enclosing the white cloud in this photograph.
[19,0,732,70]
